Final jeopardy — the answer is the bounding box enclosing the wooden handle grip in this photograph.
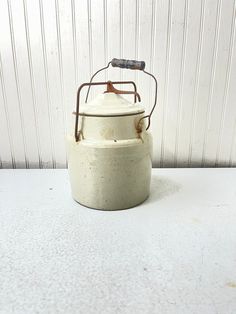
[111,58,145,70]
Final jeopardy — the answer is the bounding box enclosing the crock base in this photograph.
[72,195,149,211]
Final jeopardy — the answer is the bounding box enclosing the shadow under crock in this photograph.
[145,174,182,204]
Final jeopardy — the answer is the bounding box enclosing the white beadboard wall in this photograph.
[0,0,236,168]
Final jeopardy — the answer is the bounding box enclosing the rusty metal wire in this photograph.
[85,62,111,103]
[74,59,158,141]
[137,69,158,131]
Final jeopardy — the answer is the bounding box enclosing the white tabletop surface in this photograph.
[0,168,236,314]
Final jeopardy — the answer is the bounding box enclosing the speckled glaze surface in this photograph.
[67,93,153,210]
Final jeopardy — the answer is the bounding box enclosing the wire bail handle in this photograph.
[75,58,158,142]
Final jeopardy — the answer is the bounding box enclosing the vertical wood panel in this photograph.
[10,0,41,168]
[175,0,203,167]
[122,0,136,86]
[228,1,236,167]
[74,0,90,101]
[107,0,121,82]
[56,0,75,134]
[160,0,172,167]
[0,53,14,168]
[162,0,186,167]
[0,0,236,168]
[174,0,188,167]
[23,0,42,168]
[152,0,170,167]
[215,0,236,166]
[26,0,54,168]
[138,0,153,109]
[90,0,106,97]
[0,0,26,168]
[40,0,67,168]
[202,0,235,167]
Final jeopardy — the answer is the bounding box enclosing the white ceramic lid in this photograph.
[79,93,145,116]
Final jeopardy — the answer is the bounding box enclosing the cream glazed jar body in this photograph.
[67,58,157,210]
[67,92,153,210]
